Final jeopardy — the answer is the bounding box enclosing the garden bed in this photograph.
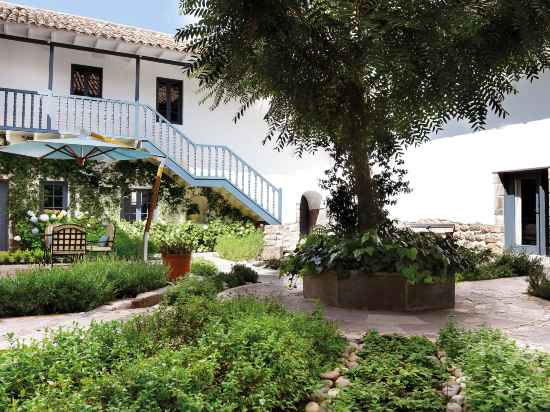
[304,272,455,311]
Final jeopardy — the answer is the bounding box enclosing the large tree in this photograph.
[177,0,550,231]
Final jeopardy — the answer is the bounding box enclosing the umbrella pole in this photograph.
[143,160,165,262]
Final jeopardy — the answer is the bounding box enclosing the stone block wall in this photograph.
[407,219,505,253]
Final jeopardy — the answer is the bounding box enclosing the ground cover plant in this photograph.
[215,229,265,261]
[281,228,461,285]
[438,322,550,411]
[0,259,168,317]
[330,331,447,412]
[0,249,43,265]
[0,276,346,410]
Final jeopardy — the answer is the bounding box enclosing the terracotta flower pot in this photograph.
[162,254,192,281]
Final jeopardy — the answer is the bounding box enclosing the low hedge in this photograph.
[215,230,265,261]
[0,249,43,265]
[0,259,168,317]
[438,322,550,411]
[0,276,346,410]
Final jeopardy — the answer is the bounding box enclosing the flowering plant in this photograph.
[14,210,106,251]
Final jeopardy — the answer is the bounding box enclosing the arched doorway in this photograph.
[299,196,311,236]
[299,191,322,236]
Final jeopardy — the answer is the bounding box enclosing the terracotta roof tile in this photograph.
[0,1,185,51]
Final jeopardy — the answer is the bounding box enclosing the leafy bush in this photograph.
[190,257,219,277]
[0,259,167,317]
[151,223,200,255]
[458,251,545,282]
[331,331,446,411]
[195,218,258,252]
[220,264,260,288]
[438,322,550,411]
[528,266,550,300]
[0,276,346,410]
[215,230,265,261]
[0,249,43,265]
[281,229,459,284]
[113,219,156,258]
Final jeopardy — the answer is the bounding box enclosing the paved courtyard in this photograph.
[1,255,549,352]
[219,269,550,352]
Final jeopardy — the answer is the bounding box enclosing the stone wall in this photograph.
[407,219,504,253]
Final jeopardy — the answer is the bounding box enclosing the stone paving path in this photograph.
[1,255,549,352]
[215,258,550,352]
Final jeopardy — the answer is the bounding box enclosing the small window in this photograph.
[43,182,67,211]
[121,189,152,222]
[71,64,103,98]
[156,78,183,125]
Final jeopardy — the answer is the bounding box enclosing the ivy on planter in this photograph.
[281,228,466,284]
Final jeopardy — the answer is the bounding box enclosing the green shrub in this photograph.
[190,257,219,277]
[0,249,43,265]
[0,277,346,410]
[528,267,550,300]
[281,229,460,285]
[220,264,259,288]
[331,331,446,411]
[0,258,167,317]
[459,251,545,282]
[215,230,265,261]
[438,322,550,411]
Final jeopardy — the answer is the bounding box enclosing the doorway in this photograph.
[0,181,7,251]
[504,170,548,255]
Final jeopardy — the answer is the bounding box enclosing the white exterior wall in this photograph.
[392,118,550,224]
[0,37,331,223]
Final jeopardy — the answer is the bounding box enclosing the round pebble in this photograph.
[335,376,351,388]
[305,401,321,412]
[320,369,340,381]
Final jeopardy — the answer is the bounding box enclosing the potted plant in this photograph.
[151,224,198,281]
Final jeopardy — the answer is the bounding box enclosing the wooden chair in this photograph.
[44,224,87,265]
[86,223,116,253]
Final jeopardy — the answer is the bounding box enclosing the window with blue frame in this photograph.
[42,181,68,210]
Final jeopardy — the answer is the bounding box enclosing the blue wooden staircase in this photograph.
[0,88,282,224]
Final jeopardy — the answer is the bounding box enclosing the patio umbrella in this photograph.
[0,132,164,261]
[0,133,152,165]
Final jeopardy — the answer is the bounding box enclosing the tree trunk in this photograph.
[349,146,380,232]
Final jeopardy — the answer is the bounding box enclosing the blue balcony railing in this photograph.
[0,88,282,223]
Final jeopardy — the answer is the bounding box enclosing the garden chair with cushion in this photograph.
[44,224,87,265]
[86,223,116,254]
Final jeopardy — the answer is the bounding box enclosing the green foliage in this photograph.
[281,228,460,284]
[438,322,550,411]
[113,219,157,258]
[0,276,346,410]
[0,259,167,317]
[215,230,265,261]
[0,249,43,265]
[458,251,546,282]
[331,331,446,411]
[195,218,258,252]
[150,223,200,255]
[177,0,550,231]
[527,262,550,300]
[220,264,259,288]
[190,257,219,277]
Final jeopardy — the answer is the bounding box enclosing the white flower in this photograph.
[299,238,306,245]
[13,235,21,242]
[203,224,209,229]
[73,211,82,219]
[30,216,38,224]
[39,214,49,222]
[50,214,57,221]
[58,210,67,218]
[31,227,39,235]
[27,210,35,217]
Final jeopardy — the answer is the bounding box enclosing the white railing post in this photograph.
[134,102,140,139]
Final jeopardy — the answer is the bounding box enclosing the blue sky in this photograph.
[12,0,191,34]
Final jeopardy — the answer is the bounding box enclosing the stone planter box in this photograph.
[303,271,455,311]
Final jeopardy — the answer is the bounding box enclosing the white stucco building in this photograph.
[1,1,550,258]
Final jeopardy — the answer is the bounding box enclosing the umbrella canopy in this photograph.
[0,135,153,165]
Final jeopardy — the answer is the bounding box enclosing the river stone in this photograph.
[321,379,334,388]
[310,387,329,402]
[305,401,321,412]
[442,383,461,397]
[335,376,351,388]
[327,388,341,399]
[447,403,462,412]
[451,394,465,406]
[320,369,340,381]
